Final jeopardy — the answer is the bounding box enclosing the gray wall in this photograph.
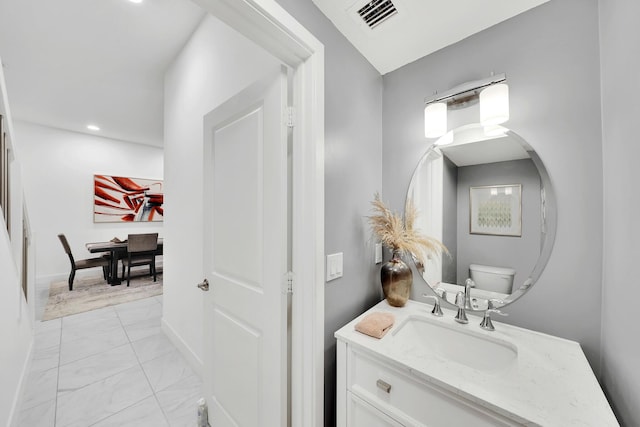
[456,159,541,290]
[272,1,383,425]
[382,0,604,370]
[599,0,640,425]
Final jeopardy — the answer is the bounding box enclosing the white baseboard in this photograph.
[161,318,204,377]
[36,270,107,289]
[7,336,34,427]
[35,273,66,289]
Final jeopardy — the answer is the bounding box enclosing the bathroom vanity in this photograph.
[335,300,618,426]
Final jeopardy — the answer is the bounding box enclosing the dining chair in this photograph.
[121,233,158,286]
[58,234,110,291]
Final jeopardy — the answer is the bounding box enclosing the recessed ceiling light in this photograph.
[87,124,100,131]
[129,0,143,3]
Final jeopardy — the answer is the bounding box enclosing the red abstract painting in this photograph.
[94,175,163,223]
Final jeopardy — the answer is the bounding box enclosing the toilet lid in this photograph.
[469,264,516,276]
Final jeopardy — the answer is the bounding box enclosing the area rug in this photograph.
[42,273,163,320]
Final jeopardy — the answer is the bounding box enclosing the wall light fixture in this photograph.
[480,83,509,126]
[424,102,447,138]
[424,73,508,139]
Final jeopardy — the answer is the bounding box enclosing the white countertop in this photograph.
[335,299,619,427]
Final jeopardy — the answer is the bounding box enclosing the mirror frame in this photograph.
[406,124,557,311]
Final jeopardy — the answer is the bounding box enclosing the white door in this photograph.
[202,66,289,427]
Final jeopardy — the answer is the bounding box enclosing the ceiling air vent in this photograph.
[357,0,398,29]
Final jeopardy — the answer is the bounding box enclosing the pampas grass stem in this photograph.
[367,193,448,266]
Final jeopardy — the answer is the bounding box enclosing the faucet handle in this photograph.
[487,298,504,310]
[454,291,465,307]
[465,278,475,287]
[480,308,507,331]
[454,291,468,324]
[434,286,447,300]
[422,294,443,317]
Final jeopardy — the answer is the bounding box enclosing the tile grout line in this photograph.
[17,320,61,425]
[30,297,171,427]
[57,360,150,427]
[54,317,63,427]
[84,391,152,427]
[134,334,173,424]
[115,297,173,426]
[56,306,129,427]
[57,307,123,367]
[137,350,173,426]
[60,303,159,427]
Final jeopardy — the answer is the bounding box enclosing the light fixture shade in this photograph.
[480,83,509,126]
[424,102,447,138]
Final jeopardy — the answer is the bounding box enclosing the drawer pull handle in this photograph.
[376,379,391,393]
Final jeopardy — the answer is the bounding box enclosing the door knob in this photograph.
[197,278,210,291]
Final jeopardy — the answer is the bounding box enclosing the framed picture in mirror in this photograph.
[469,184,522,236]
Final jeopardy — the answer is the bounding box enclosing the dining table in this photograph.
[86,238,163,285]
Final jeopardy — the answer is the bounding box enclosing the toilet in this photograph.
[469,264,516,294]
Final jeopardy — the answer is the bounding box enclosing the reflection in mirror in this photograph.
[406,124,556,312]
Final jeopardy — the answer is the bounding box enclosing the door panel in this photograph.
[203,66,288,427]
[212,308,260,427]
[212,109,262,287]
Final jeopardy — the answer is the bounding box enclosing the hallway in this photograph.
[16,296,202,426]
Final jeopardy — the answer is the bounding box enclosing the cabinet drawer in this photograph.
[348,392,405,427]
[348,349,517,427]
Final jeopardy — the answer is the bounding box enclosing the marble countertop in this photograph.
[335,299,619,427]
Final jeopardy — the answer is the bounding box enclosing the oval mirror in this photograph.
[406,123,556,311]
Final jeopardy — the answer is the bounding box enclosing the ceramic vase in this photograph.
[380,249,412,307]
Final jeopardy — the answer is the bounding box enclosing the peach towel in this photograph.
[355,312,395,339]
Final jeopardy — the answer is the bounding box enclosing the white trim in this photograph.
[7,337,33,427]
[161,317,204,376]
[192,1,325,426]
[335,339,347,427]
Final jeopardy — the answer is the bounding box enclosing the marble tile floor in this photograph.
[16,295,203,427]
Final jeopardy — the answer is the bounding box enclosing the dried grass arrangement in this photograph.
[368,193,448,266]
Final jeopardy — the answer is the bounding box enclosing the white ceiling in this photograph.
[0,0,205,147]
[0,0,550,147]
[311,0,549,75]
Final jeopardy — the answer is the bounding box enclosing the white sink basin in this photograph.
[391,315,517,373]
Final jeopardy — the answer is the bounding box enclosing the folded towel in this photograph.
[355,312,395,339]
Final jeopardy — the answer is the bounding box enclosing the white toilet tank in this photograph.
[469,264,516,294]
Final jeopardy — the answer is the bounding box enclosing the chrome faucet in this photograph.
[454,291,468,324]
[464,278,474,309]
[480,299,508,331]
[422,293,443,317]
[434,286,447,305]
[454,279,475,323]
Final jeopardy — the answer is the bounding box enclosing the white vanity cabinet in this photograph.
[347,393,404,427]
[336,300,619,427]
[338,341,520,427]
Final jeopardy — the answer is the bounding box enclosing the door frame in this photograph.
[193,1,325,426]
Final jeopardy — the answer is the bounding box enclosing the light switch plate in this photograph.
[326,252,343,281]
[375,243,383,264]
